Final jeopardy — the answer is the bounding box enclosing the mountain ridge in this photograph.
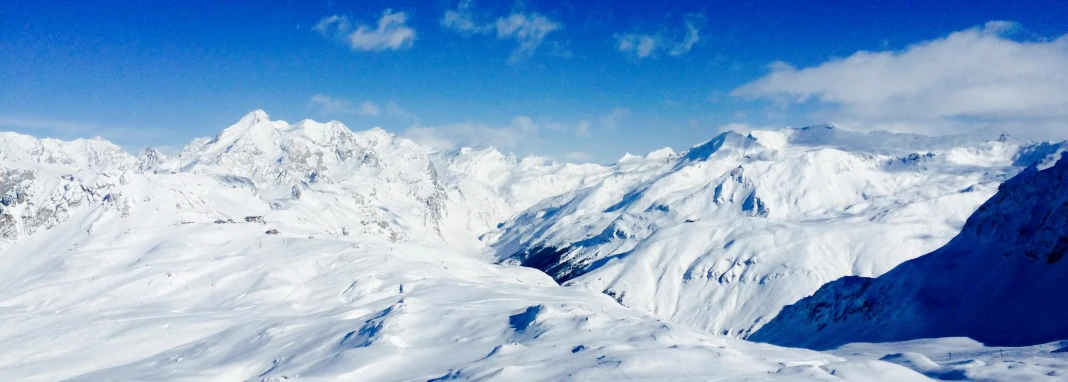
[2,111,1065,339]
[749,152,1068,349]
[489,123,1066,338]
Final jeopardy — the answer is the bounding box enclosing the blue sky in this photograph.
[3,0,1068,162]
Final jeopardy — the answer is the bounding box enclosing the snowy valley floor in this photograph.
[0,211,928,381]
[1,212,1065,381]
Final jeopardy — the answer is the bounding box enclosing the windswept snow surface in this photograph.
[750,152,1068,350]
[829,338,1068,381]
[0,112,933,381]
[490,125,1066,338]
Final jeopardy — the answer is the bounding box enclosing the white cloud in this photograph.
[309,95,412,119]
[495,13,562,63]
[670,20,700,56]
[314,10,416,51]
[401,107,628,151]
[545,122,568,131]
[357,101,381,117]
[600,108,630,129]
[442,0,491,34]
[384,101,417,122]
[403,116,541,150]
[575,120,592,138]
[617,34,659,59]
[616,16,702,60]
[732,21,1068,138]
[0,114,179,153]
[714,122,776,136]
[442,1,564,63]
[309,94,368,116]
[563,151,593,162]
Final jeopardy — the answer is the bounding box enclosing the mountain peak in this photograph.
[136,147,169,173]
[646,147,676,160]
[248,109,270,121]
[682,130,758,162]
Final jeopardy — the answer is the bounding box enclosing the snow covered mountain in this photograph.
[489,125,1067,338]
[0,112,943,380]
[0,132,136,243]
[749,151,1068,350]
[0,111,605,252]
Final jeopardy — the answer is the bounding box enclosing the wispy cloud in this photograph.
[714,122,777,136]
[314,10,416,51]
[732,21,1068,138]
[308,95,416,122]
[310,94,377,116]
[570,108,630,139]
[442,0,491,34]
[442,1,565,63]
[563,151,593,162]
[404,116,540,150]
[575,120,592,138]
[0,114,180,153]
[383,101,417,121]
[616,15,703,60]
[599,108,630,129]
[495,13,562,62]
[357,101,381,116]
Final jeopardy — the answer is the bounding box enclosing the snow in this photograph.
[490,125,1063,337]
[1,111,1065,380]
[830,338,1068,381]
[0,148,916,380]
[751,152,1068,349]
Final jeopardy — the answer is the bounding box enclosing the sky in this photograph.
[2,0,1068,163]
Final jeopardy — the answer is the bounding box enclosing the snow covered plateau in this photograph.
[1,110,1066,381]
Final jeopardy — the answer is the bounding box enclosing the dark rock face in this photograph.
[505,245,579,283]
[750,153,1068,349]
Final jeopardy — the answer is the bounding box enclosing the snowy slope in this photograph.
[828,338,1068,381]
[490,125,1067,337]
[749,152,1068,350]
[0,136,927,380]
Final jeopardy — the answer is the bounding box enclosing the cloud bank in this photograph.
[733,21,1068,138]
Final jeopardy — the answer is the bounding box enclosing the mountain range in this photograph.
[1,110,1066,380]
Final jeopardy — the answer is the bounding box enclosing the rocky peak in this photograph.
[136,148,169,174]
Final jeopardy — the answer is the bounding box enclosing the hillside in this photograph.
[490,125,1065,337]
[750,152,1068,349]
